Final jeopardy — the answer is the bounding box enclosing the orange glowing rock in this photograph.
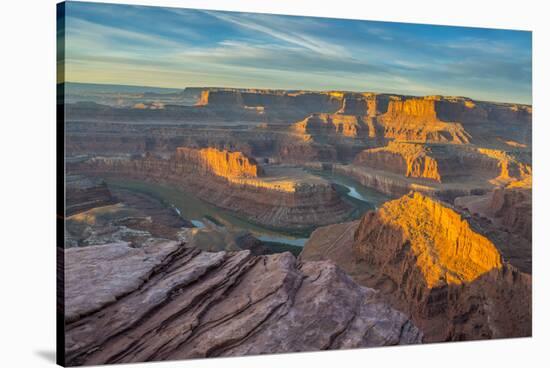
[293,113,363,138]
[378,97,471,144]
[357,192,503,288]
[175,147,262,179]
[477,148,532,186]
[355,142,442,182]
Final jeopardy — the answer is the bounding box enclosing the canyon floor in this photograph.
[61,83,532,364]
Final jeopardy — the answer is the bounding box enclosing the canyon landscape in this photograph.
[58,2,532,366]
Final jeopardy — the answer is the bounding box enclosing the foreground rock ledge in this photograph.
[64,242,421,366]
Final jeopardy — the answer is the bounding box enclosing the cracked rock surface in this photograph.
[64,241,421,365]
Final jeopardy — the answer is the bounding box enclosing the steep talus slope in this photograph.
[64,242,421,365]
[301,192,531,342]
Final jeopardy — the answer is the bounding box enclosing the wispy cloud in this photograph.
[62,2,532,104]
[204,11,350,58]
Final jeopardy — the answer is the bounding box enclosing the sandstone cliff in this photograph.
[292,113,369,139]
[354,142,442,182]
[354,192,502,288]
[63,242,421,365]
[476,148,532,185]
[301,192,531,342]
[175,147,263,178]
[378,97,472,144]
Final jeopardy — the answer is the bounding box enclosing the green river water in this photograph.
[106,170,389,247]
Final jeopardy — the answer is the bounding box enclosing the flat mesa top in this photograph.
[230,166,329,192]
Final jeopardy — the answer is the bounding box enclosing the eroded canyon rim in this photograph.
[63,84,532,362]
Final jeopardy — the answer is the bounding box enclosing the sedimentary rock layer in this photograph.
[293,113,371,139]
[175,147,263,178]
[454,186,532,272]
[65,175,117,216]
[301,192,531,342]
[64,242,422,365]
[68,149,353,230]
[66,89,531,146]
[354,142,442,182]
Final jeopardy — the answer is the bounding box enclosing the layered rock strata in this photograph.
[301,192,531,342]
[354,142,442,182]
[65,175,117,216]
[378,97,472,144]
[352,143,531,188]
[64,242,422,365]
[68,148,353,230]
[66,89,531,146]
[454,186,532,272]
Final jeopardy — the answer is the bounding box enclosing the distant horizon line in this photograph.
[61,80,532,106]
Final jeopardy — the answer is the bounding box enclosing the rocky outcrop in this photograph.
[353,143,531,187]
[354,192,502,288]
[378,97,472,144]
[65,187,194,248]
[454,187,532,272]
[175,147,263,178]
[312,162,493,201]
[293,113,371,139]
[355,142,442,182]
[63,242,421,365]
[301,192,531,342]
[65,175,117,216]
[489,188,532,239]
[476,148,532,185]
[194,88,343,123]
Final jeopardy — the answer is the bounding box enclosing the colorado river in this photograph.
[107,179,310,246]
[305,169,390,208]
[106,171,388,248]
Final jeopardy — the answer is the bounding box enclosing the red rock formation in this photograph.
[489,188,532,240]
[175,147,263,178]
[454,186,532,272]
[476,148,532,185]
[378,97,472,144]
[355,142,442,182]
[301,192,531,342]
[195,90,244,107]
[293,113,368,138]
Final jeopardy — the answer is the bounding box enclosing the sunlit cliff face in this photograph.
[197,147,262,179]
[358,192,503,288]
[175,147,303,192]
[293,113,362,139]
[355,142,442,182]
[477,148,532,187]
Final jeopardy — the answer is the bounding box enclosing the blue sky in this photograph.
[61,1,532,104]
